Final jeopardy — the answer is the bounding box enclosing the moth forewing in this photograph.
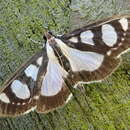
[0,49,46,117]
[61,15,129,39]
[36,43,71,113]
[61,15,130,57]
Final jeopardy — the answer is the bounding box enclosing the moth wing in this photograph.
[61,15,130,57]
[36,45,71,113]
[57,15,130,84]
[55,38,121,85]
[0,49,47,117]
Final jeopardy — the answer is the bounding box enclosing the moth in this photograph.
[0,15,130,117]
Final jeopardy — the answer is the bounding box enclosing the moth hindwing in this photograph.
[0,15,130,117]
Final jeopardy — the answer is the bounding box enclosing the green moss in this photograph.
[0,0,130,130]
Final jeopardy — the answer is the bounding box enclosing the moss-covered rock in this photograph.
[0,0,130,129]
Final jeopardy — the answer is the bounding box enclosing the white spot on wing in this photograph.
[119,18,128,31]
[46,43,57,60]
[55,38,104,72]
[33,95,39,100]
[0,93,10,103]
[69,37,78,43]
[37,57,43,66]
[11,80,30,99]
[121,38,125,41]
[102,24,118,47]
[17,102,21,105]
[22,102,26,105]
[107,50,112,56]
[24,64,39,81]
[80,30,94,45]
[41,44,68,96]
[123,33,126,36]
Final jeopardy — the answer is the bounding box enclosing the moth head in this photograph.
[44,31,56,46]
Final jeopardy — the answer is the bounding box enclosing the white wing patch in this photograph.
[37,57,43,66]
[11,80,30,99]
[69,37,78,43]
[55,39,104,72]
[80,30,95,45]
[102,24,118,47]
[0,93,10,103]
[24,64,39,81]
[41,61,67,96]
[41,44,68,96]
[119,18,128,31]
[68,51,104,72]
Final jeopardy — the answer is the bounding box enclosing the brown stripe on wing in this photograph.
[36,83,70,113]
[52,45,72,72]
[0,77,39,117]
[0,98,36,117]
[66,56,121,85]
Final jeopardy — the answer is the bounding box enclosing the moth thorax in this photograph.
[44,31,56,45]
